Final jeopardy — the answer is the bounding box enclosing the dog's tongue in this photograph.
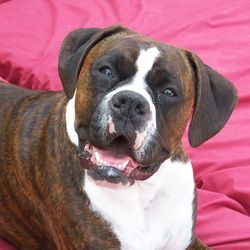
[90,145,138,174]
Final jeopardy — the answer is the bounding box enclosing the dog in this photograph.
[0,25,237,249]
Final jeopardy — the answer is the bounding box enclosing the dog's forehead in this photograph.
[95,32,187,69]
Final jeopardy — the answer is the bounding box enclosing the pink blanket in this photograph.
[0,0,249,249]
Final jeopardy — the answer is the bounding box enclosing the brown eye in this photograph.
[163,88,175,97]
[99,66,113,77]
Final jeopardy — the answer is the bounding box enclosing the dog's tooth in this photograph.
[99,159,104,165]
[118,163,123,170]
[84,144,92,153]
[122,160,130,169]
[95,152,100,162]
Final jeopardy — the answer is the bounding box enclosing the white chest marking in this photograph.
[84,160,195,250]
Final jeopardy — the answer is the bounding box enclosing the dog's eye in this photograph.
[163,88,175,97]
[99,66,113,77]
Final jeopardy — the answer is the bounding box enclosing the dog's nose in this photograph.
[110,90,150,121]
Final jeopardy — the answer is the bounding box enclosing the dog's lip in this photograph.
[131,162,161,179]
[128,164,160,180]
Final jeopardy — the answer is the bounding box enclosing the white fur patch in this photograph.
[108,115,116,134]
[84,160,195,250]
[65,92,78,146]
[134,47,160,81]
[134,131,147,150]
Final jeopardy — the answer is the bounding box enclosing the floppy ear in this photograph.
[58,25,126,99]
[186,52,238,147]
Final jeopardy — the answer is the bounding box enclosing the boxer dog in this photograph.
[0,25,237,249]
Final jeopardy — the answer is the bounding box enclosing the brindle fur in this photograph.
[0,82,120,249]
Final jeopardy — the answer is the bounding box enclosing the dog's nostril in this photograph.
[113,97,126,109]
[112,97,122,109]
[135,104,145,115]
[120,97,126,105]
[113,103,121,109]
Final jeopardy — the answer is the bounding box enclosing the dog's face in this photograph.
[59,26,237,186]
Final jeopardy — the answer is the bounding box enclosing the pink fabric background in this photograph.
[0,0,250,249]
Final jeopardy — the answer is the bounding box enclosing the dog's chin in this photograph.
[78,136,164,187]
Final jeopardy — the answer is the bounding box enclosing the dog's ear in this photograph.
[58,25,126,99]
[186,52,237,147]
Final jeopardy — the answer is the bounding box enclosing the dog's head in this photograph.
[59,26,237,186]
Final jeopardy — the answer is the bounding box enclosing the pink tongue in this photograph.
[91,146,138,172]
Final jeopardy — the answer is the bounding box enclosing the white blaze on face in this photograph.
[130,47,159,152]
[99,47,160,156]
[134,47,160,83]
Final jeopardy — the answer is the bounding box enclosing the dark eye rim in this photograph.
[98,65,113,77]
[162,88,176,97]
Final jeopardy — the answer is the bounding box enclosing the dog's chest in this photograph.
[84,160,195,250]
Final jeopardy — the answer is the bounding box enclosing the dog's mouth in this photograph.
[79,136,161,186]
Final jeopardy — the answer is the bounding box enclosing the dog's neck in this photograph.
[84,155,195,250]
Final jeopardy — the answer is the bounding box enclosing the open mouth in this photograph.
[79,136,161,185]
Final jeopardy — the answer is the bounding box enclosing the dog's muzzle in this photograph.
[78,90,167,186]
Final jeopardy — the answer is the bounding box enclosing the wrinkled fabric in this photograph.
[0,0,250,249]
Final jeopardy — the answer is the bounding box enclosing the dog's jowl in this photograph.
[0,26,237,250]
